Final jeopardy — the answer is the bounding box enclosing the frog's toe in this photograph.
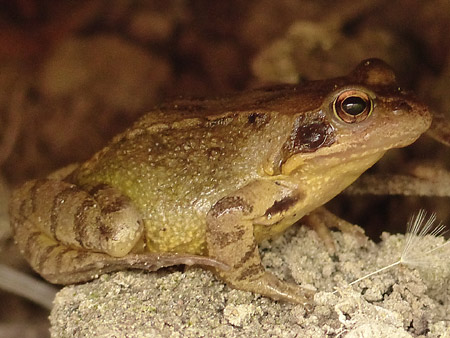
[303,207,367,252]
[305,217,336,252]
[223,270,314,305]
[262,273,315,305]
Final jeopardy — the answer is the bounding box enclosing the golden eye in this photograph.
[333,90,373,123]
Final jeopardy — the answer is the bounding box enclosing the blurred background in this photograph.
[0,0,449,336]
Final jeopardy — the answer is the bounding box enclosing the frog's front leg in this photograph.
[206,180,312,304]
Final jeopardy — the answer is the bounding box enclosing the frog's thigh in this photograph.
[206,180,311,304]
[11,179,144,258]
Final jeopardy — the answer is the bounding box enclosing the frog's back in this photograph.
[72,91,298,253]
[73,80,343,197]
[73,83,321,205]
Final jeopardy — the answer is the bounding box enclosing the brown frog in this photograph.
[9,59,431,304]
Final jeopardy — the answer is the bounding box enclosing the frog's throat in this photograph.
[254,150,387,243]
[292,150,385,216]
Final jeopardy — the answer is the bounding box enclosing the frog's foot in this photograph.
[303,207,366,252]
[217,260,313,304]
[210,260,313,304]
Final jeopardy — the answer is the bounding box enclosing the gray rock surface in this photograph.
[50,225,450,337]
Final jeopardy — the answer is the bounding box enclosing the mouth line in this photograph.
[303,132,422,165]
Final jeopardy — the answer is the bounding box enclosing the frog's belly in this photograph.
[143,215,207,255]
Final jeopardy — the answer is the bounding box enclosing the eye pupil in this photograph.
[333,90,373,123]
[341,96,367,116]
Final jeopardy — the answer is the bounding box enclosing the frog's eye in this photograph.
[333,90,373,123]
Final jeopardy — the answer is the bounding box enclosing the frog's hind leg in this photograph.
[10,178,145,258]
[9,178,225,284]
[12,217,225,284]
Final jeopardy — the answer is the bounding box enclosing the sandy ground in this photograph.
[49,224,449,337]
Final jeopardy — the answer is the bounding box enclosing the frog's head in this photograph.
[268,59,432,177]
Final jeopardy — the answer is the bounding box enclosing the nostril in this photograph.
[392,101,412,115]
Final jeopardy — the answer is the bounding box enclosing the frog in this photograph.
[9,59,431,304]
